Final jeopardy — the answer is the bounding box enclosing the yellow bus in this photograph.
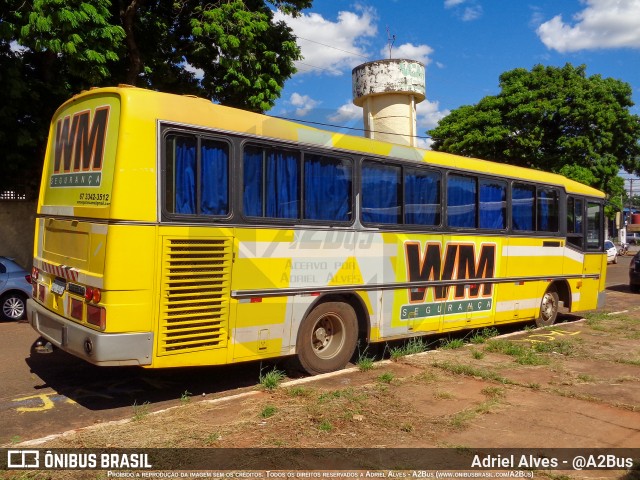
[27,86,607,375]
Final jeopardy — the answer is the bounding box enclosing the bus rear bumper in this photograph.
[27,299,153,366]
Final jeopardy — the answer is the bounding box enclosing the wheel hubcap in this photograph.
[3,298,24,319]
[541,294,554,320]
[311,313,344,359]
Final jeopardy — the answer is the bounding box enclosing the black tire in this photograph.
[536,289,559,328]
[1,292,27,321]
[296,302,358,375]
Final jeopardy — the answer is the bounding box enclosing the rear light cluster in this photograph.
[83,286,105,330]
[31,267,39,298]
[84,286,102,303]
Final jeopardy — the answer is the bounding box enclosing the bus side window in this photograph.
[165,134,229,217]
[586,201,603,250]
[304,155,352,222]
[166,134,197,215]
[447,174,477,228]
[479,179,506,229]
[200,139,229,216]
[512,183,535,231]
[567,197,584,248]
[243,145,300,219]
[361,162,401,224]
[537,187,559,232]
[404,167,441,226]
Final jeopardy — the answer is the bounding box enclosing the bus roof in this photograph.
[65,86,605,199]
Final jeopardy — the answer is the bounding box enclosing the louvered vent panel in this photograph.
[159,238,231,355]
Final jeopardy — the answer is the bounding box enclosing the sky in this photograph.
[270,0,640,154]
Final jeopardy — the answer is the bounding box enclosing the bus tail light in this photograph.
[31,267,39,281]
[85,287,102,303]
[70,298,83,320]
[87,304,106,330]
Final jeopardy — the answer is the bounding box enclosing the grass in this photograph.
[432,360,511,384]
[318,388,366,404]
[481,386,505,398]
[389,337,428,360]
[469,327,500,344]
[287,386,311,397]
[440,338,465,349]
[317,420,333,432]
[356,352,375,371]
[449,399,500,429]
[258,367,286,390]
[260,405,277,418]
[180,390,192,404]
[132,400,151,421]
[471,349,485,360]
[433,390,455,399]
[377,371,395,384]
[484,339,558,365]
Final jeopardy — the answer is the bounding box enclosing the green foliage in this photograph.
[258,367,286,390]
[428,63,640,201]
[0,0,311,193]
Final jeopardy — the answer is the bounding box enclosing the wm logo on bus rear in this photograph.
[50,106,109,188]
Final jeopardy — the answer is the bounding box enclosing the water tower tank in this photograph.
[352,59,425,147]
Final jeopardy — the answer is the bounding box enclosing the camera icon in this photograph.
[7,450,40,468]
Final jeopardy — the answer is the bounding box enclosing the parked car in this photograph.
[0,256,32,320]
[630,251,640,293]
[604,240,618,264]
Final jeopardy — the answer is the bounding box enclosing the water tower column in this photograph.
[352,59,425,147]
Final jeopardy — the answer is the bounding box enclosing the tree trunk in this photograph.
[120,0,142,85]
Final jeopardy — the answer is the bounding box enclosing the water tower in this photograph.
[352,59,425,147]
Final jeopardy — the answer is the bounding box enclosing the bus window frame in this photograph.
[359,158,444,230]
[585,200,604,251]
[161,128,234,222]
[239,139,356,227]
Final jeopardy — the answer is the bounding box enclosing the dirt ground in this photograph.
[6,288,640,480]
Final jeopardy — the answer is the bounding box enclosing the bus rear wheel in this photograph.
[296,302,358,375]
[536,289,559,327]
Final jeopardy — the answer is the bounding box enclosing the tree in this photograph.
[0,0,310,195]
[428,63,640,202]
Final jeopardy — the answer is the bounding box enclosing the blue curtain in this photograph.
[405,169,440,225]
[512,184,535,231]
[243,148,263,217]
[244,147,299,219]
[537,189,558,232]
[304,156,351,221]
[362,163,401,224]
[447,175,476,228]
[479,181,506,229]
[200,141,229,215]
[175,137,196,214]
[266,151,299,219]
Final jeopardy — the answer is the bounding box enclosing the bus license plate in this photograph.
[51,278,66,295]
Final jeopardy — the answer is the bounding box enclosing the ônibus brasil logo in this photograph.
[401,241,496,320]
[50,106,109,188]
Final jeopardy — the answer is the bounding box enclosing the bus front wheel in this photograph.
[536,290,559,327]
[296,302,358,375]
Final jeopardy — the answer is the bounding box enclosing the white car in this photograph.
[604,240,618,264]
